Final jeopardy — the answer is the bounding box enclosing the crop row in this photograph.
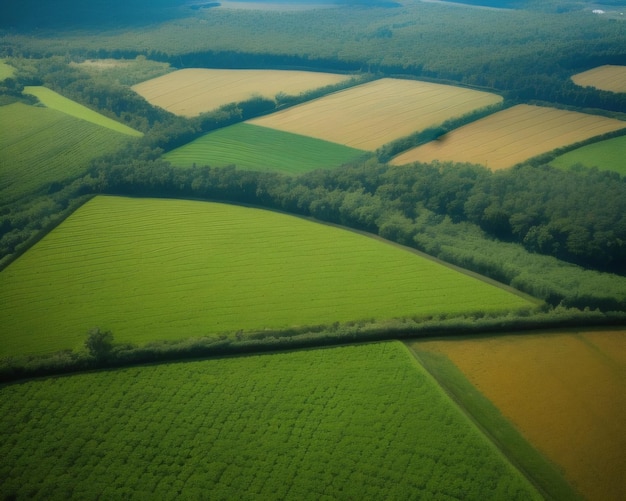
[391,104,626,170]
[249,78,503,150]
[0,341,541,500]
[0,103,133,202]
[164,123,365,174]
[571,65,626,94]
[0,195,534,356]
[131,68,353,117]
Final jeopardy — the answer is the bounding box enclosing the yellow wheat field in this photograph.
[248,78,502,150]
[131,69,352,116]
[391,104,626,170]
[415,330,626,501]
[571,65,626,93]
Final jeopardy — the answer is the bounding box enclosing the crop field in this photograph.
[0,196,534,356]
[163,123,365,173]
[0,59,14,80]
[23,86,142,136]
[391,104,626,170]
[131,68,353,116]
[413,329,626,501]
[571,65,626,93]
[0,103,134,202]
[249,78,503,150]
[0,341,541,500]
[550,135,626,175]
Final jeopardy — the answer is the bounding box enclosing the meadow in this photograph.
[413,329,626,501]
[0,195,534,357]
[0,103,134,202]
[390,104,626,170]
[550,135,626,175]
[0,59,14,80]
[571,65,626,93]
[248,78,503,150]
[72,57,172,86]
[24,86,143,136]
[163,123,365,173]
[0,341,542,500]
[131,68,353,117]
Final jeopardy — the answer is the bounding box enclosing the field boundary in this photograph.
[407,341,584,501]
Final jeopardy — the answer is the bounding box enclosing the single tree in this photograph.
[85,327,114,360]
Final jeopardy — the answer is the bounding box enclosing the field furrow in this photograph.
[249,78,503,150]
[391,104,626,170]
[132,68,353,116]
[571,65,626,93]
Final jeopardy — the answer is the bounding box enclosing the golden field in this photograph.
[391,104,626,169]
[131,68,352,116]
[414,330,626,501]
[571,65,626,93]
[248,78,503,150]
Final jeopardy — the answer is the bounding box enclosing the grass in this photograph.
[163,123,366,173]
[409,340,583,501]
[412,330,626,501]
[550,135,626,175]
[71,57,172,87]
[0,196,534,356]
[0,341,541,500]
[249,78,503,150]
[0,59,15,80]
[571,65,626,93]
[0,103,135,202]
[391,104,626,170]
[23,86,143,137]
[131,68,353,117]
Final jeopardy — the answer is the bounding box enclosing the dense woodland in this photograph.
[1,0,626,376]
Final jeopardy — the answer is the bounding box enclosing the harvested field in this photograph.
[131,68,352,116]
[249,78,502,150]
[414,330,626,501]
[391,104,626,170]
[571,65,626,93]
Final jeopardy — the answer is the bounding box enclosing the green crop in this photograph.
[164,123,365,174]
[0,103,135,202]
[0,196,534,356]
[24,86,142,137]
[551,135,626,176]
[0,341,541,500]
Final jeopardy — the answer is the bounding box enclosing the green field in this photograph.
[0,341,541,500]
[550,135,626,175]
[0,196,534,356]
[0,59,15,80]
[163,123,365,174]
[23,86,143,137]
[0,103,135,202]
